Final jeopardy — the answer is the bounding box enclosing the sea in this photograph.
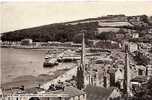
[0,48,52,85]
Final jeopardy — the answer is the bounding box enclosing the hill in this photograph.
[1,14,151,43]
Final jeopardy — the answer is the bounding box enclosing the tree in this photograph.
[131,77,152,100]
[147,77,152,96]
[141,15,149,24]
[149,47,152,53]
[133,51,150,66]
[96,32,114,41]
[76,66,84,90]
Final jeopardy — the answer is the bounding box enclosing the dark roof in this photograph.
[23,87,45,94]
[48,86,85,97]
[131,76,148,83]
[85,85,115,100]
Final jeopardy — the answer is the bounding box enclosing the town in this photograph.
[0,14,152,100]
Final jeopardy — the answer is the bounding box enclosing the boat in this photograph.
[43,55,59,67]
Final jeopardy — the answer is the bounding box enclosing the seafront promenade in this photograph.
[0,41,81,49]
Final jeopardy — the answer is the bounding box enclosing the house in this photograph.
[148,28,152,34]
[115,33,125,40]
[147,65,152,76]
[94,40,120,49]
[136,65,146,76]
[21,39,33,45]
[127,16,141,22]
[129,65,147,78]
[129,42,138,52]
[88,40,100,47]
[85,85,121,100]
[131,76,148,84]
[71,43,81,48]
[0,88,3,99]
[130,75,148,91]
[114,68,124,89]
[132,33,139,38]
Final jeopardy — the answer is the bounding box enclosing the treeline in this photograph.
[1,22,98,43]
[1,15,151,43]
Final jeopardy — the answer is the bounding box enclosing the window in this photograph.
[58,97,62,100]
[103,76,107,88]
[138,69,143,75]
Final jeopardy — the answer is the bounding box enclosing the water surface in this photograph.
[1,48,50,84]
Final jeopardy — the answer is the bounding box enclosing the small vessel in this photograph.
[43,55,59,67]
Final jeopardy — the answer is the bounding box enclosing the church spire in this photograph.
[124,42,131,95]
[76,31,86,90]
[81,32,85,70]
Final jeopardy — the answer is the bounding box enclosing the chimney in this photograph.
[103,76,107,88]
[62,86,65,91]
[20,85,24,91]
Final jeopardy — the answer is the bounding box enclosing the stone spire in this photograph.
[124,42,131,95]
[76,31,86,90]
[81,32,85,71]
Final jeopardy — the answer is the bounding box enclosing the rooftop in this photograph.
[85,85,116,100]
[131,76,148,83]
[47,86,85,97]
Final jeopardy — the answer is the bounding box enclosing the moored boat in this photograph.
[43,55,59,67]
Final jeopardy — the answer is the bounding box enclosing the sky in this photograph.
[0,0,152,33]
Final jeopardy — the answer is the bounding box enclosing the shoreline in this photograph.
[1,67,73,89]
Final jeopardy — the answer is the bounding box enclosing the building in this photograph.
[148,28,152,34]
[85,85,121,100]
[4,86,86,100]
[77,33,129,92]
[129,42,138,52]
[130,75,149,94]
[94,40,120,49]
[21,39,33,45]
[114,67,124,89]
[127,16,142,22]
[132,33,139,39]
[147,65,152,76]
[131,76,148,86]
[115,33,125,40]
[0,88,3,99]
[136,65,147,76]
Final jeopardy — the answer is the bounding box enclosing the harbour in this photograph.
[1,48,77,86]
